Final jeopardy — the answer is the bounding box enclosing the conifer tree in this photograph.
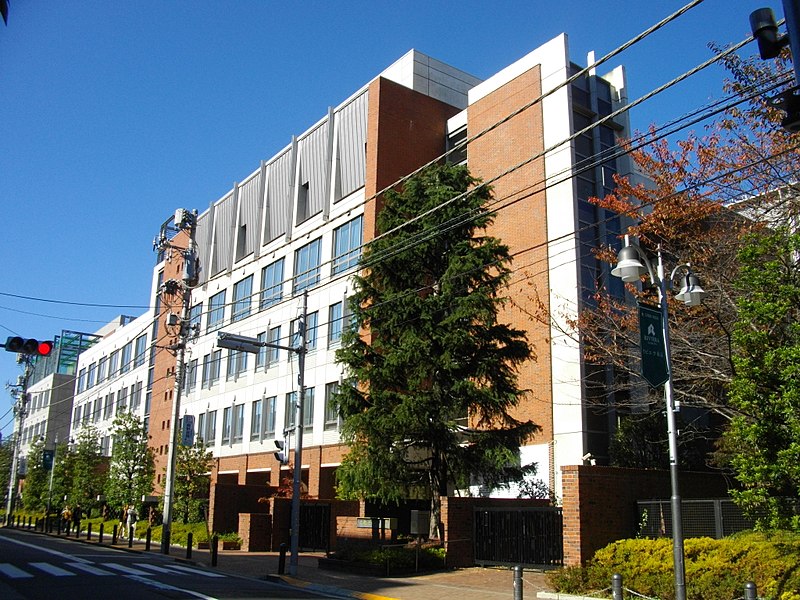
[335,163,538,537]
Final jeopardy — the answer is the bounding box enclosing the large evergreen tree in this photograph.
[104,412,154,512]
[21,439,48,512]
[335,163,538,537]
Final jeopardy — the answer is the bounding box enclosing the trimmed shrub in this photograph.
[547,531,800,600]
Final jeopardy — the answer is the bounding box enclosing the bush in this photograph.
[547,531,800,600]
[330,544,446,571]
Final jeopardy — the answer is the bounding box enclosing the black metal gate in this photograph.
[474,507,563,566]
[299,502,330,552]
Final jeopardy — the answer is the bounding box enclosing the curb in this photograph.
[267,574,399,600]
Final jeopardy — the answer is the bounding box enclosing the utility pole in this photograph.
[46,433,58,519]
[160,209,199,554]
[5,358,31,523]
[288,290,308,576]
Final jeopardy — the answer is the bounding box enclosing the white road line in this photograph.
[0,564,33,579]
[101,562,152,576]
[132,562,178,574]
[29,562,76,577]
[164,563,227,578]
[0,535,91,563]
[66,562,115,576]
[125,575,219,600]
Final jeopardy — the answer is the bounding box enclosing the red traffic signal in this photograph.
[4,336,55,356]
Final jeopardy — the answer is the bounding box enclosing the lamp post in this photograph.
[611,235,707,600]
[46,434,59,519]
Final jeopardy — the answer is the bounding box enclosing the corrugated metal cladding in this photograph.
[195,211,213,285]
[211,193,236,276]
[296,121,329,224]
[236,173,261,261]
[264,150,292,244]
[336,90,368,200]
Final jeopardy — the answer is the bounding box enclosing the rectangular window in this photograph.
[255,332,267,369]
[207,290,226,333]
[109,350,119,378]
[332,215,363,274]
[134,334,148,368]
[197,412,206,444]
[293,238,321,293]
[226,350,248,381]
[290,312,318,351]
[189,303,202,338]
[250,399,263,441]
[116,388,128,413]
[103,394,113,419]
[328,302,343,346]
[285,392,296,429]
[83,406,90,424]
[93,397,102,422]
[233,403,244,443]
[222,407,232,445]
[209,350,222,386]
[324,382,340,430]
[87,363,97,389]
[131,382,143,411]
[232,275,253,322]
[260,258,284,310]
[268,326,281,364]
[265,396,276,437]
[77,368,86,393]
[201,354,211,389]
[97,357,107,383]
[120,342,133,374]
[303,387,315,429]
[100,436,110,456]
[185,359,198,393]
[205,410,217,447]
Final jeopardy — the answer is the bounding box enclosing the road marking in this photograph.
[30,562,75,576]
[165,563,227,578]
[132,562,179,574]
[101,562,152,576]
[0,564,33,579]
[125,575,220,600]
[0,534,91,563]
[67,562,114,576]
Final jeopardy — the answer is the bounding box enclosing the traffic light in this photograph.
[3,337,55,356]
[274,440,288,464]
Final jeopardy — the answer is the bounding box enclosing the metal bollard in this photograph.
[744,582,758,600]
[75,520,81,538]
[128,526,133,548]
[87,522,93,540]
[278,543,287,575]
[112,524,118,545]
[186,533,193,559]
[99,523,104,544]
[513,565,523,600]
[211,535,219,567]
[145,527,151,551]
[611,574,623,600]
[57,518,62,535]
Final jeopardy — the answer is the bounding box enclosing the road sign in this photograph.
[639,303,669,387]
[42,450,54,471]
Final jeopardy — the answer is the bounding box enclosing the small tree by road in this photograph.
[104,412,154,512]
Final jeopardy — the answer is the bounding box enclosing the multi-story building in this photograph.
[144,31,634,524]
[69,312,155,455]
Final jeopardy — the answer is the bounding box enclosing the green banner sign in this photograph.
[639,304,668,387]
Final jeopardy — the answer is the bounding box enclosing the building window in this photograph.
[260,258,284,310]
[134,334,148,368]
[189,303,202,338]
[120,341,133,374]
[116,388,128,413]
[97,357,107,383]
[131,382,143,411]
[226,350,248,381]
[293,238,321,293]
[87,363,97,389]
[103,394,113,420]
[250,399,263,441]
[325,382,341,431]
[233,403,244,443]
[268,326,281,364]
[264,396,276,437]
[285,392,296,429]
[185,359,198,393]
[109,350,119,378]
[332,215,363,274]
[207,290,226,333]
[232,275,253,322]
[328,302,343,346]
[77,368,86,393]
[93,397,102,422]
[222,407,232,445]
[209,350,222,386]
[290,311,318,352]
[303,387,315,430]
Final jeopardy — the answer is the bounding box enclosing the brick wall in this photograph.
[561,465,735,565]
[239,512,272,552]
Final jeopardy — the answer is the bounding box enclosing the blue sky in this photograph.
[0,0,769,435]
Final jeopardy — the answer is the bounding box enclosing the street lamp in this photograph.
[611,235,707,600]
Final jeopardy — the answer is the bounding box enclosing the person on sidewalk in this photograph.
[119,506,127,538]
[126,505,138,539]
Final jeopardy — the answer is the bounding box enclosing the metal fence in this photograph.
[636,499,760,539]
[474,506,563,566]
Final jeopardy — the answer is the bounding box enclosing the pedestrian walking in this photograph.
[126,505,138,538]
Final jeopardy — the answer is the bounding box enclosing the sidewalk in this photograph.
[182,546,555,600]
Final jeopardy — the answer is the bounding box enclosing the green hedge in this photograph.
[548,532,800,600]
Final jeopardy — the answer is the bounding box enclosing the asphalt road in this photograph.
[0,528,328,600]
